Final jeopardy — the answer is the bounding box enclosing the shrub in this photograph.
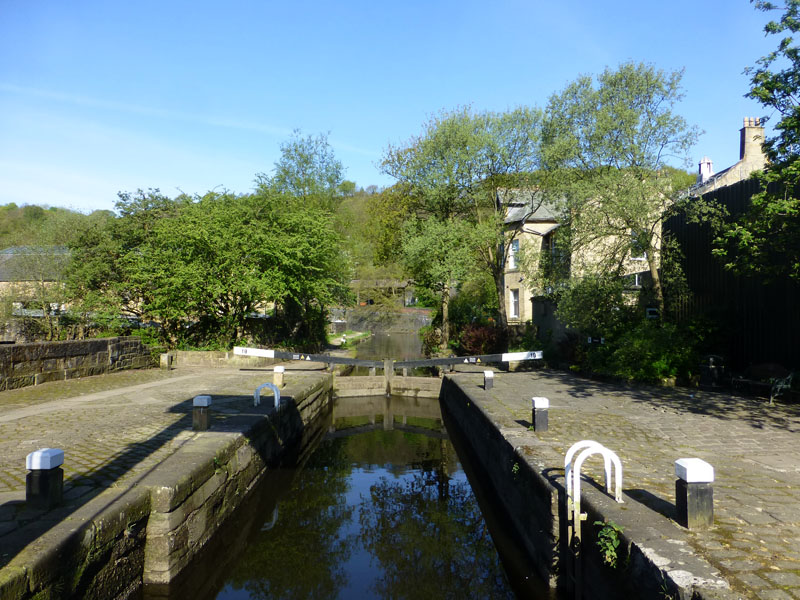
[457,324,504,355]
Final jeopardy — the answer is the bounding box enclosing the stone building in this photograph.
[692,117,767,194]
[502,117,768,341]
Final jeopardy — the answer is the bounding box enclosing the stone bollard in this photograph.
[193,395,212,431]
[274,366,285,389]
[484,370,494,390]
[26,448,64,510]
[531,397,549,432]
[675,458,714,529]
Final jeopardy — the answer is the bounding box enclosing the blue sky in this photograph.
[0,1,778,213]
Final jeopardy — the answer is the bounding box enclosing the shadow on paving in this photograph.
[0,401,194,570]
[0,389,292,573]
[540,370,800,433]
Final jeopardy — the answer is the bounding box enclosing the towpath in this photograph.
[449,369,800,600]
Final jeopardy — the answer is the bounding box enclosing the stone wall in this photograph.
[170,349,276,369]
[0,373,333,600]
[0,336,153,391]
[438,376,733,600]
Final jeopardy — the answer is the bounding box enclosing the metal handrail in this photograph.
[564,440,623,546]
[254,382,281,409]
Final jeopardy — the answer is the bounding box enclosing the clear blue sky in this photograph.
[0,0,777,213]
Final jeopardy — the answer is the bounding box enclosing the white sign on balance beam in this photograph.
[233,347,275,358]
[501,351,543,362]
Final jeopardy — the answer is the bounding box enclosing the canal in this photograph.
[141,333,544,599]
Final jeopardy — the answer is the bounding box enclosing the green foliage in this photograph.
[543,62,699,315]
[552,273,709,382]
[258,130,345,212]
[66,188,350,350]
[594,520,624,568]
[381,106,545,339]
[448,272,499,327]
[712,1,800,281]
[594,321,697,382]
[555,275,634,337]
[337,189,404,281]
[400,216,476,347]
[418,324,442,357]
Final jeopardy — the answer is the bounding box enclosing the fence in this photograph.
[664,178,800,371]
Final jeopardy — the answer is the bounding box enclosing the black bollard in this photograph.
[675,458,714,529]
[193,395,212,431]
[531,397,549,432]
[26,448,64,510]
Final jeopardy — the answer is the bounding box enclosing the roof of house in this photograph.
[500,189,560,224]
[0,246,70,282]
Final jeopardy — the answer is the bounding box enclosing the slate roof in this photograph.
[499,189,560,224]
[0,246,70,282]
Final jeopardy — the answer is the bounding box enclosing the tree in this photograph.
[381,107,544,346]
[542,62,699,317]
[67,189,350,348]
[712,1,800,280]
[1,210,87,340]
[259,130,345,212]
[400,217,475,348]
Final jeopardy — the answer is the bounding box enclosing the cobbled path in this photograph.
[0,366,303,546]
[3,365,800,599]
[463,369,800,600]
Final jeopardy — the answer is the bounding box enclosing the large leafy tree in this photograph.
[258,130,345,212]
[713,0,800,280]
[67,189,349,348]
[400,217,475,347]
[381,107,544,345]
[542,62,699,317]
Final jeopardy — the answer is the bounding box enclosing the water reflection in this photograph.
[353,332,422,362]
[210,400,514,599]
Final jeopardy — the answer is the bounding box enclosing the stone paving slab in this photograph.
[0,365,319,570]
[450,369,800,600]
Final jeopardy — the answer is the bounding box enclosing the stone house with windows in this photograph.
[501,191,561,326]
[502,117,767,338]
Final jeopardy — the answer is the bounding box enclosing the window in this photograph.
[631,230,647,261]
[510,289,520,319]
[507,239,520,270]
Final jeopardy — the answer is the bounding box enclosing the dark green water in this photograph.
[211,414,515,599]
[142,333,544,600]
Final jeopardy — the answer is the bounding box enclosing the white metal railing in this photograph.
[564,440,623,545]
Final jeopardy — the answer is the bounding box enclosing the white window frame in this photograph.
[507,239,520,270]
[630,230,647,261]
[510,288,520,319]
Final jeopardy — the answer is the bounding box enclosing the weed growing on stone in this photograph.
[594,519,624,568]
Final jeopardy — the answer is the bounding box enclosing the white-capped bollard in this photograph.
[483,370,494,390]
[193,395,212,431]
[274,366,285,389]
[26,448,64,510]
[675,458,714,529]
[532,397,549,432]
